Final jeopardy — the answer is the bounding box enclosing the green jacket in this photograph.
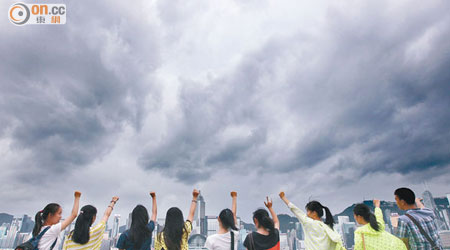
[354,207,407,250]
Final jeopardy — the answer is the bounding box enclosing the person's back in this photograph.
[279,192,344,250]
[154,189,198,250]
[353,201,406,250]
[205,192,239,250]
[64,197,119,250]
[243,197,281,250]
[301,219,338,249]
[63,222,106,250]
[117,193,157,250]
[394,187,443,250]
[206,230,240,250]
[245,230,280,250]
[397,208,442,250]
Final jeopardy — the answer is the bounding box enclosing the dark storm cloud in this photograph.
[139,0,450,182]
[0,1,161,181]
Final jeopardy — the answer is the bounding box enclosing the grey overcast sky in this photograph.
[1,0,450,223]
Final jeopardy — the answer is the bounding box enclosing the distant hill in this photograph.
[0,213,13,226]
[333,200,404,223]
[278,214,299,233]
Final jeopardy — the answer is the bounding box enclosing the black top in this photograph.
[243,229,280,250]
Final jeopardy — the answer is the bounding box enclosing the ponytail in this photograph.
[353,204,380,231]
[253,209,275,233]
[32,203,60,236]
[368,213,380,231]
[322,206,335,229]
[72,205,97,244]
[305,201,334,229]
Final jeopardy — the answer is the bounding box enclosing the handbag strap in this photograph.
[361,233,366,250]
[405,214,440,250]
[36,227,51,240]
[36,226,57,250]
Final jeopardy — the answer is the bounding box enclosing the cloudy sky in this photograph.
[1,0,450,224]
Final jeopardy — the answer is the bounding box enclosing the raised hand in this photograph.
[279,192,285,199]
[231,191,237,198]
[150,192,156,198]
[373,199,380,208]
[111,196,119,203]
[264,196,273,209]
[193,189,200,199]
[74,191,82,198]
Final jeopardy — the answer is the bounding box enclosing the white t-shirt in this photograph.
[38,223,63,250]
[205,231,239,250]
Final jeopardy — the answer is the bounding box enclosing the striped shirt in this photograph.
[155,221,192,250]
[395,208,443,250]
[63,221,106,250]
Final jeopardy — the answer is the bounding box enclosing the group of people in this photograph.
[26,187,443,250]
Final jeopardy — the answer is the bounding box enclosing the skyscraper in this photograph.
[196,191,206,236]
[112,214,120,239]
[126,212,132,230]
[423,190,447,230]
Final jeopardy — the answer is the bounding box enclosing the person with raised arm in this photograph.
[205,191,239,250]
[155,189,199,250]
[353,199,406,250]
[279,192,345,250]
[243,197,280,250]
[117,192,157,250]
[32,191,81,250]
[63,196,120,250]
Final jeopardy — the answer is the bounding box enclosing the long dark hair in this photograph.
[219,209,238,250]
[33,203,60,236]
[353,204,380,231]
[159,207,187,250]
[305,201,335,229]
[72,205,97,244]
[129,205,151,249]
[253,209,275,233]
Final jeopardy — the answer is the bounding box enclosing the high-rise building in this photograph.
[5,217,21,248]
[112,214,120,239]
[295,222,304,240]
[341,222,356,249]
[279,233,288,250]
[20,215,34,233]
[196,191,206,236]
[423,190,448,230]
[287,229,297,250]
[206,216,219,236]
[126,212,132,230]
[0,223,10,249]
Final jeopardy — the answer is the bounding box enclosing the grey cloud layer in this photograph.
[1,1,161,182]
[139,0,450,182]
[0,0,449,205]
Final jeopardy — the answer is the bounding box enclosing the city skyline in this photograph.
[1,188,450,250]
[2,191,449,227]
[1,186,449,224]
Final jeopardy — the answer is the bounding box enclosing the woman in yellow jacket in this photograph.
[353,199,406,250]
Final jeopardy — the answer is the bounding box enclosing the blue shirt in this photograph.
[117,221,155,250]
[395,208,443,250]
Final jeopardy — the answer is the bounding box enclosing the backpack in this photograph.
[15,227,57,250]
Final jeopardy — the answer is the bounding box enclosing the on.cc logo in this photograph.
[9,3,30,25]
